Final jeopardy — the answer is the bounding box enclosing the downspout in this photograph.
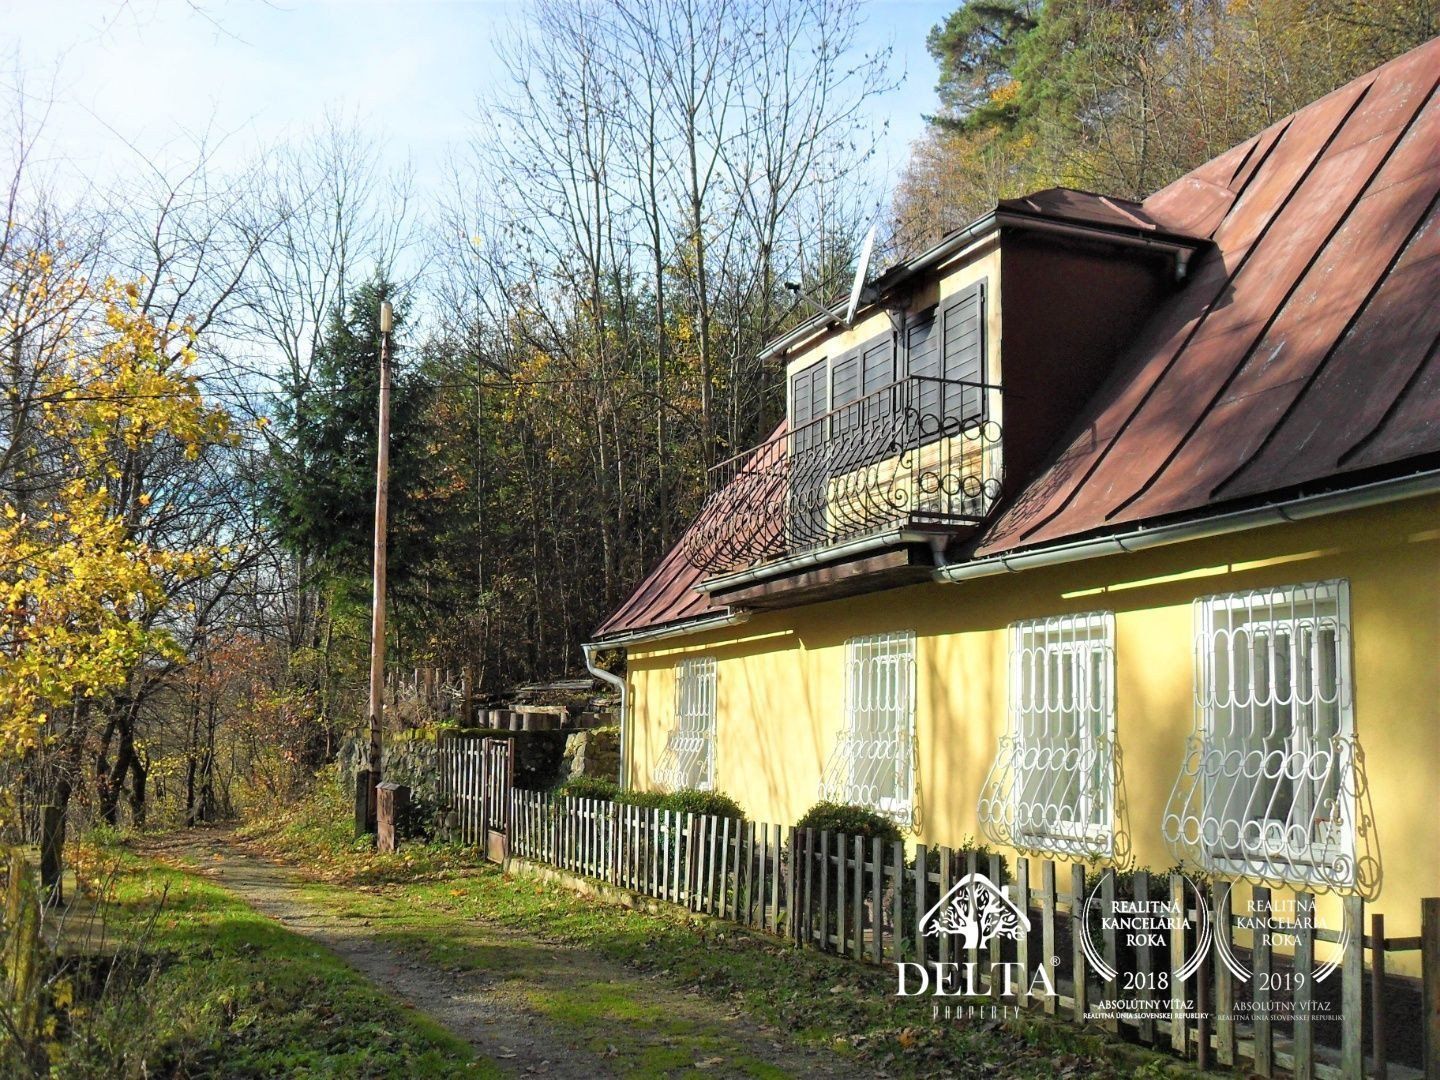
[582,641,630,789]
[582,610,751,790]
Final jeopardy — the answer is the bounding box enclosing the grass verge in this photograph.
[241,779,1202,1079]
[43,838,486,1078]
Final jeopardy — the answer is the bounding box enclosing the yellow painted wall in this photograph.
[625,495,1440,973]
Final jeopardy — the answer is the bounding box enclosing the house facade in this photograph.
[589,39,1440,976]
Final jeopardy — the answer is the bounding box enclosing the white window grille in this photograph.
[1163,579,1378,896]
[653,657,716,792]
[820,631,916,823]
[977,612,1118,860]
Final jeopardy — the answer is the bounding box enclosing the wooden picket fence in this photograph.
[504,790,1439,1079]
[436,736,513,846]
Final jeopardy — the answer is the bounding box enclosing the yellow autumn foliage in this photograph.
[0,272,231,764]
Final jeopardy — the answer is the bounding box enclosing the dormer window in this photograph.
[785,279,988,440]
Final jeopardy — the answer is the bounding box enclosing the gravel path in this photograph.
[144,832,850,1078]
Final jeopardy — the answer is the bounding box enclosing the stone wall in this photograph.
[336,734,447,810]
[560,727,621,783]
[338,725,620,830]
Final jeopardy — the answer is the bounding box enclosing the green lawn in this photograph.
[44,843,487,1079]
[296,866,1203,1078]
[238,815,1196,1080]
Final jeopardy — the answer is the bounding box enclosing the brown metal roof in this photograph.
[593,422,790,639]
[591,526,723,639]
[977,37,1440,556]
[597,38,1440,639]
[996,187,1174,235]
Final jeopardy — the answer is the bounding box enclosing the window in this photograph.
[829,335,897,463]
[820,631,916,821]
[977,613,1117,859]
[653,657,716,792]
[906,281,986,439]
[788,358,829,547]
[1164,580,1360,890]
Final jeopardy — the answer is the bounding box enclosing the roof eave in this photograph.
[757,208,1208,363]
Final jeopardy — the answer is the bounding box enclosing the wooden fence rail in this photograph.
[494,790,1437,1080]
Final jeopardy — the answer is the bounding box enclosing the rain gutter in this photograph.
[696,528,942,595]
[934,467,1440,584]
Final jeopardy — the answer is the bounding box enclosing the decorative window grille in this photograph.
[977,612,1119,860]
[820,631,917,823]
[1163,580,1379,897]
[653,657,716,792]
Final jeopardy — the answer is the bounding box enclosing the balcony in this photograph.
[682,375,1003,578]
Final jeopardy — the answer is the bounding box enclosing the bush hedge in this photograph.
[794,801,904,845]
[554,776,620,801]
[611,787,745,819]
[613,789,669,810]
[663,788,745,819]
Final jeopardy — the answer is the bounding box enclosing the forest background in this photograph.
[1,0,1431,833]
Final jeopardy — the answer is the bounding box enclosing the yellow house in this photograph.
[588,40,1440,976]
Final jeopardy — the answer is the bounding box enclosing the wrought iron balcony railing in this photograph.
[681,375,1003,576]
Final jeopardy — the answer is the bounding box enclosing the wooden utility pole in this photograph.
[362,298,394,834]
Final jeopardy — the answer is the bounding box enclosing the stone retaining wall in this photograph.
[337,725,621,820]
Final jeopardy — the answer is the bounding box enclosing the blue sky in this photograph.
[12,0,951,203]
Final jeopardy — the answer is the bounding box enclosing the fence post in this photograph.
[967,850,981,977]
[1015,858,1031,1007]
[1253,884,1273,1076]
[914,844,929,970]
[785,827,797,941]
[819,829,831,951]
[1295,892,1315,1080]
[870,837,883,965]
[479,738,490,846]
[852,835,864,962]
[1041,861,1057,1017]
[934,846,949,969]
[1134,870,1155,1045]
[1071,863,1088,1024]
[1100,868,1118,1034]
[709,816,722,915]
[1371,911,1387,1080]
[2,850,42,1046]
[988,852,1003,994]
[1213,883,1234,1065]
[1341,894,1363,1079]
[889,840,904,964]
[1170,875,1188,1055]
[1422,896,1440,1080]
[743,822,756,926]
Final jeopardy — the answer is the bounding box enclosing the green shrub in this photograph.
[787,802,903,937]
[611,788,745,819]
[555,776,619,802]
[614,789,670,811]
[794,801,904,844]
[663,788,744,819]
[911,834,1008,883]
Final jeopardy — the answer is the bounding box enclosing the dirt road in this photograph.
[145,833,852,1078]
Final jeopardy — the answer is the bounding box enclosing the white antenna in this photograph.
[844,224,878,326]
